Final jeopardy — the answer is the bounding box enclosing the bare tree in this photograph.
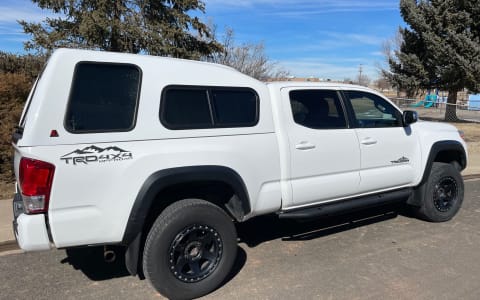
[357,74,371,87]
[207,27,289,80]
[374,78,391,91]
[381,30,403,64]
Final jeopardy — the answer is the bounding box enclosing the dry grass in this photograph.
[450,123,480,174]
[454,123,480,143]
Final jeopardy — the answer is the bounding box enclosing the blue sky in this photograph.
[0,0,405,80]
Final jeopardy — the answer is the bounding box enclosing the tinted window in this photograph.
[65,62,140,133]
[211,90,257,126]
[162,89,212,129]
[289,90,347,129]
[161,86,259,129]
[345,91,402,128]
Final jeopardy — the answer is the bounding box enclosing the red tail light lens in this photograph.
[19,157,55,214]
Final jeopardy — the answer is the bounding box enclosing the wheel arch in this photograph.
[422,140,467,182]
[122,165,250,275]
[408,140,466,207]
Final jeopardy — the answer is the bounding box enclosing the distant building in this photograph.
[468,94,480,110]
[265,77,346,83]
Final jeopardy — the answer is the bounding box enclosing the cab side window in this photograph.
[345,91,402,128]
[289,90,347,129]
[160,86,259,129]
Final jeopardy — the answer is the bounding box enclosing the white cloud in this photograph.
[0,6,50,24]
[4,36,28,43]
[267,31,386,55]
[327,33,384,46]
[277,57,380,80]
[207,0,398,13]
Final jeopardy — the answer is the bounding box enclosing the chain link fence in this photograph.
[390,97,480,123]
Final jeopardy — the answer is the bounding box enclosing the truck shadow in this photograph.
[59,203,405,282]
[60,245,247,283]
[237,203,405,247]
[61,246,130,280]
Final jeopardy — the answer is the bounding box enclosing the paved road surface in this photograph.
[1,180,479,300]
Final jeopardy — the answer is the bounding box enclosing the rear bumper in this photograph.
[13,193,51,251]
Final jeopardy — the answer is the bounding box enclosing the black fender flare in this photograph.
[419,140,466,185]
[122,165,250,275]
[122,165,250,244]
[408,140,466,206]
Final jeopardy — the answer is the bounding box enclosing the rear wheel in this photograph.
[143,199,237,300]
[416,162,464,222]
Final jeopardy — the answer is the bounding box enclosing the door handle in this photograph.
[360,138,377,145]
[295,141,316,150]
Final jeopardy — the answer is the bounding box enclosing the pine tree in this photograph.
[19,0,221,59]
[384,0,480,121]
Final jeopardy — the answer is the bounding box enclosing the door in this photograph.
[283,88,361,207]
[343,90,421,193]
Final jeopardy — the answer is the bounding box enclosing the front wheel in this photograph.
[415,162,464,222]
[143,199,237,300]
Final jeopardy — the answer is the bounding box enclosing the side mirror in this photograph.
[403,110,418,127]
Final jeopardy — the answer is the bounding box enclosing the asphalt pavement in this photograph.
[0,180,479,299]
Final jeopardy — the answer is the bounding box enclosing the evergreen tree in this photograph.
[384,0,480,121]
[20,0,221,59]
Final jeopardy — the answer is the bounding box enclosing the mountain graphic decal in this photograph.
[391,156,410,164]
[62,145,129,157]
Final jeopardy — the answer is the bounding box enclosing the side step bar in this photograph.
[278,188,412,219]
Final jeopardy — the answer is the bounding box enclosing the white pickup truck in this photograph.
[12,49,467,299]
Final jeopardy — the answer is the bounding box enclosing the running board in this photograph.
[278,188,412,219]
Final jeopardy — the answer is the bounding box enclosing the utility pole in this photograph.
[358,64,363,86]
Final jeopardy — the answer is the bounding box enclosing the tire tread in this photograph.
[142,199,236,300]
[415,162,464,222]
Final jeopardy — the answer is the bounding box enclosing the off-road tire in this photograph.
[416,162,464,222]
[143,199,237,300]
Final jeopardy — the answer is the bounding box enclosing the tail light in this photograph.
[19,157,55,214]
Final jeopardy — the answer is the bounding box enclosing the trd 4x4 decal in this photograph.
[60,145,133,165]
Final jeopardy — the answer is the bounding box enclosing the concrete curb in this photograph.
[463,174,480,181]
[0,240,19,252]
[0,173,479,253]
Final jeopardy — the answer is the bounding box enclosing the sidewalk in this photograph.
[0,199,15,249]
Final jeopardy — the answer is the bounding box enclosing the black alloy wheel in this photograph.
[169,224,223,282]
[433,176,458,212]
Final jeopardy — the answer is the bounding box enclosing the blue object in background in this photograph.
[469,94,480,110]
